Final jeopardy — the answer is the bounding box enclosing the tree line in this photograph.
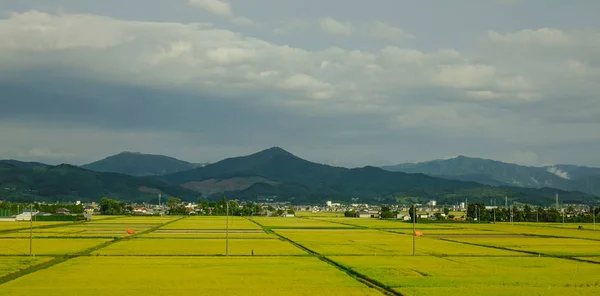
[98,196,295,217]
[466,203,600,223]
[0,201,84,215]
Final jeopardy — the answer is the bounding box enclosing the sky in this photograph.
[1,0,599,168]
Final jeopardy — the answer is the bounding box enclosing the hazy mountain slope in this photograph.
[82,151,204,176]
[0,159,48,169]
[162,148,595,205]
[0,163,198,203]
[382,156,600,196]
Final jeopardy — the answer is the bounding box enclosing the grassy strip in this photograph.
[301,217,368,229]
[519,233,600,242]
[249,218,403,296]
[439,238,600,265]
[88,254,311,257]
[137,237,277,240]
[0,221,85,234]
[0,215,129,235]
[439,238,546,256]
[0,216,185,285]
[0,236,117,239]
[0,256,71,285]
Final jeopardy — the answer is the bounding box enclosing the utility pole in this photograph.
[493,199,496,224]
[510,204,514,225]
[412,204,416,256]
[158,194,162,223]
[29,204,33,257]
[226,198,229,257]
[465,198,468,221]
[593,206,596,231]
[536,207,539,223]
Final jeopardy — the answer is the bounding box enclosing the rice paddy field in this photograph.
[1,216,599,295]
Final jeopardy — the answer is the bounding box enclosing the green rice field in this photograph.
[1,216,599,295]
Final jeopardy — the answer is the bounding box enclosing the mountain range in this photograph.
[1,149,597,205]
[0,161,197,203]
[81,151,207,176]
[382,156,600,196]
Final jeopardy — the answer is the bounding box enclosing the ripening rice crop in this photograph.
[448,236,600,256]
[0,221,72,232]
[0,238,110,255]
[89,216,178,224]
[251,217,354,228]
[329,256,600,296]
[454,223,600,240]
[275,229,520,256]
[161,216,261,230]
[141,230,272,239]
[575,257,600,263]
[0,257,54,277]
[0,256,384,296]
[313,218,456,229]
[92,238,306,256]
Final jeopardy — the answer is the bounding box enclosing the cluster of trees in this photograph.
[0,201,84,215]
[380,206,397,219]
[37,203,84,214]
[467,203,600,223]
[99,197,127,215]
[266,206,295,217]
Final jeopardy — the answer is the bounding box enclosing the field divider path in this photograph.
[300,216,368,229]
[0,220,87,235]
[0,215,131,235]
[247,218,404,296]
[0,216,186,286]
[439,237,600,265]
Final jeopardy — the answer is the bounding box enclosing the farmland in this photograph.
[1,216,600,295]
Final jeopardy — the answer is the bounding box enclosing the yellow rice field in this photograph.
[329,256,600,296]
[0,257,54,277]
[251,217,354,228]
[141,230,272,239]
[275,229,520,256]
[93,238,306,256]
[1,216,600,295]
[161,216,261,230]
[448,236,600,256]
[0,221,73,231]
[0,256,384,295]
[0,238,110,255]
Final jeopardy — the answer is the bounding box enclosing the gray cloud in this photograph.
[0,1,599,168]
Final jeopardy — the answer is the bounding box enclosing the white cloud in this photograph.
[315,18,413,42]
[364,21,414,42]
[189,0,232,17]
[188,0,256,27]
[319,17,354,36]
[547,167,571,179]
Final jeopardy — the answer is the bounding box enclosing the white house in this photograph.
[16,210,38,221]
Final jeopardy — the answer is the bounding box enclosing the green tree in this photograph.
[286,206,295,215]
[99,197,126,215]
[166,197,186,215]
[380,206,394,219]
[344,210,357,217]
[228,200,240,216]
[443,207,450,216]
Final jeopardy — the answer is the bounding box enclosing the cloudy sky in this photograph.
[1,0,599,167]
